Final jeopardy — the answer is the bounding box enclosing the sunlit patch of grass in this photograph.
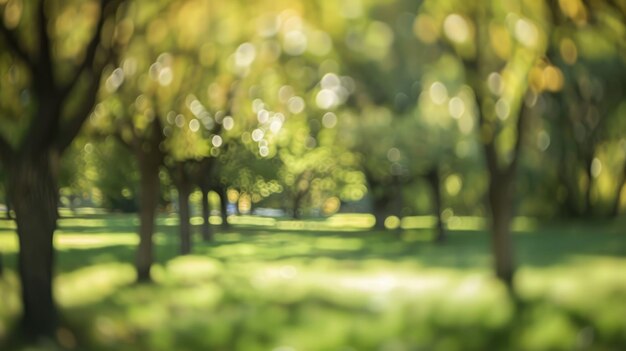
[512,216,539,232]
[58,208,107,217]
[165,255,222,283]
[401,215,437,229]
[55,234,138,249]
[325,213,375,228]
[187,215,226,226]
[446,216,486,231]
[0,271,21,340]
[0,220,16,230]
[0,232,17,253]
[229,215,277,227]
[56,263,135,308]
[58,218,109,228]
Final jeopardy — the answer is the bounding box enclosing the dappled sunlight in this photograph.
[229,215,277,227]
[0,230,17,253]
[0,271,20,340]
[401,215,437,229]
[56,263,135,308]
[55,234,139,249]
[165,255,223,282]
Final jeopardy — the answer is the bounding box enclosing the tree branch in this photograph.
[0,22,35,69]
[471,87,501,174]
[59,0,115,99]
[35,0,54,84]
[55,0,126,153]
[55,69,105,153]
[505,100,529,179]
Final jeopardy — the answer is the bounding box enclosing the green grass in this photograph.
[1,213,626,350]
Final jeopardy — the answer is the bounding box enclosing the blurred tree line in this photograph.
[0,0,625,339]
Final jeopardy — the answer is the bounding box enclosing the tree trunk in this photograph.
[217,185,230,229]
[177,180,192,255]
[488,174,516,290]
[372,195,390,230]
[8,153,59,337]
[200,186,212,241]
[68,194,77,216]
[426,168,446,244]
[364,173,392,230]
[390,176,403,234]
[135,160,160,282]
[292,193,303,219]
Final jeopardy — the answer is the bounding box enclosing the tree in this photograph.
[94,97,166,281]
[0,0,125,336]
[416,0,552,288]
[91,0,177,279]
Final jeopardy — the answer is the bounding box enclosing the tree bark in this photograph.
[8,152,59,337]
[372,195,390,230]
[426,168,446,244]
[292,192,303,219]
[488,174,516,290]
[176,176,192,255]
[200,186,212,241]
[364,171,395,230]
[0,0,125,339]
[135,159,160,282]
[217,185,230,229]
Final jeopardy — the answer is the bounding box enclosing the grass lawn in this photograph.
[1,212,625,350]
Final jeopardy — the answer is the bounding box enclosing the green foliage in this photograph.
[92,139,140,212]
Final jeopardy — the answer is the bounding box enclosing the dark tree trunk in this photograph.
[200,186,212,241]
[364,172,394,230]
[216,185,229,229]
[8,152,59,337]
[487,174,516,290]
[177,178,192,255]
[291,171,313,220]
[372,195,391,230]
[135,159,160,282]
[0,0,124,340]
[426,168,446,244]
[68,194,77,215]
[292,193,303,219]
[117,117,165,283]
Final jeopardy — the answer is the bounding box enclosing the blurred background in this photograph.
[1,0,626,350]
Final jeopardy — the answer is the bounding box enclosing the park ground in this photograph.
[0,212,626,350]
